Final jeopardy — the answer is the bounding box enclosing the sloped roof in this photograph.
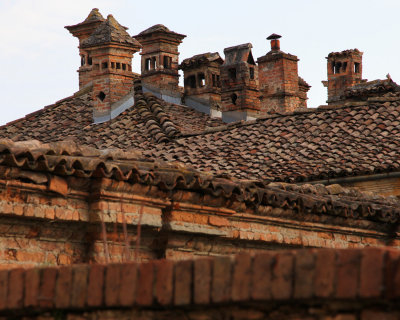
[223,43,253,66]
[147,91,400,183]
[1,139,400,224]
[65,8,105,30]
[81,14,141,48]
[179,52,224,69]
[3,81,400,184]
[0,84,224,151]
[341,78,400,100]
[136,24,185,39]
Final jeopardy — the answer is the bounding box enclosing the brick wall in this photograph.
[0,248,399,319]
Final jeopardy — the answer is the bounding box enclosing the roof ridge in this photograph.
[133,81,180,143]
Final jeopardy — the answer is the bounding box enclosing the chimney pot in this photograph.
[267,33,282,51]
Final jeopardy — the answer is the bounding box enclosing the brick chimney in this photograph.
[220,43,260,121]
[65,8,105,89]
[134,25,186,91]
[80,14,141,123]
[323,49,365,105]
[257,34,310,114]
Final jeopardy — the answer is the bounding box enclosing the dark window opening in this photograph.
[212,74,216,87]
[88,56,92,65]
[116,62,121,69]
[122,64,126,71]
[342,62,347,72]
[81,55,85,66]
[98,91,106,101]
[151,57,157,70]
[216,75,220,87]
[334,62,342,74]
[163,56,172,69]
[247,52,256,65]
[145,58,151,71]
[198,73,205,87]
[331,62,335,73]
[250,67,254,80]
[111,62,115,68]
[354,62,360,73]
[185,75,196,89]
[102,62,108,69]
[228,68,236,80]
[231,93,238,105]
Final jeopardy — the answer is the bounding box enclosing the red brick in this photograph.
[231,253,252,301]
[271,252,294,300]
[211,257,232,303]
[24,268,40,307]
[136,262,154,306]
[155,259,173,306]
[55,266,72,308]
[119,263,137,306]
[105,264,121,307]
[359,248,385,298]
[0,270,8,310]
[39,267,57,308]
[251,252,274,300]
[294,250,315,299]
[7,268,24,309]
[314,249,335,298]
[335,249,361,299]
[71,265,88,308]
[361,310,399,320]
[174,260,192,306]
[385,250,400,299]
[87,264,105,307]
[194,258,212,305]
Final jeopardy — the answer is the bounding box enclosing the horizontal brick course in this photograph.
[0,248,399,317]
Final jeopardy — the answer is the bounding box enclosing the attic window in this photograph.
[116,63,121,69]
[198,73,205,87]
[98,91,106,101]
[342,62,347,72]
[122,64,126,71]
[354,62,360,73]
[102,62,108,69]
[185,75,196,89]
[250,67,254,80]
[231,93,238,105]
[212,74,216,87]
[163,56,172,69]
[88,56,92,65]
[228,68,236,80]
[111,62,115,68]
[334,62,342,74]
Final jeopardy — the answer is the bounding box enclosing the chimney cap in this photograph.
[267,33,282,40]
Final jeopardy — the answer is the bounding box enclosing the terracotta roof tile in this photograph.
[1,139,399,224]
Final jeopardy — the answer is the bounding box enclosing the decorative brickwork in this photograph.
[257,34,310,114]
[0,248,399,319]
[80,14,141,122]
[134,24,186,91]
[65,8,105,89]
[323,49,366,105]
[220,43,260,115]
[180,52,223,108]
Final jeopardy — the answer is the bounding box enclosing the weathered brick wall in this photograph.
[0,176,400,269]
[0,248,399,319]
[258,52,303,114]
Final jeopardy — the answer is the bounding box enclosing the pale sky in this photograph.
[1,0,400,125]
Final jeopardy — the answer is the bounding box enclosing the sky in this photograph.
[1,0,400,125]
